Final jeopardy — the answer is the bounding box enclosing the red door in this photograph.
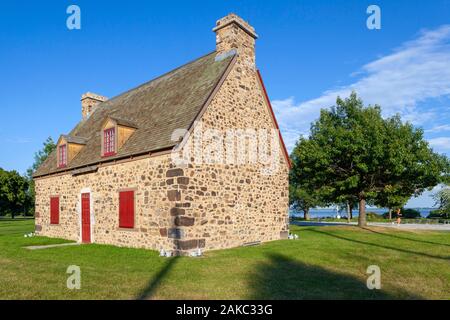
[81,193,91,243]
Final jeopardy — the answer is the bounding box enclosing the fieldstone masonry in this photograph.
[81,92,108,120]
[34,14,289,255]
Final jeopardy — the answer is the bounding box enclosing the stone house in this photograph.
[33,14,290,255]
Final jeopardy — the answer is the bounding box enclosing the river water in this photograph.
[290,207,435,218]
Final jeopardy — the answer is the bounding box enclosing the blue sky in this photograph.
[0,0,449,206]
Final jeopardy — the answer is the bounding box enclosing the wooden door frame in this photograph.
[79,188,94,243]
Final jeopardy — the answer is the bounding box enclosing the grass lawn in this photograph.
[0,219,449,300]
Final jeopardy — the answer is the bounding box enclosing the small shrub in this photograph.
[401,208,421,219]
[382,211,391,219]
[427,209,450,219]
[366,212,383,220]
[382,209,421,219]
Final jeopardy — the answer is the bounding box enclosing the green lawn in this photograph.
[0,219,449,299]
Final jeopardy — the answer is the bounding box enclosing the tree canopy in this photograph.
[432,187,450,219]
[26,137,56,178]
[289,92,450,226]
[0,137,56,217]
[289,137,327,220]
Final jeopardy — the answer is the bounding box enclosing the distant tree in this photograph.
[375,185,410,219]
[339,198,356,222]
[25,137,56,215]
[289,138,326,220]
[403,208,422,219]
[431,187,450,219]
[292,92,450,227]
[289,186,319,220]
[0,169,7,216]
[0,169,29,218]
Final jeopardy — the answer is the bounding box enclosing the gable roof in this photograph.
[34,51,236,178]
[59,135,88,145]
[105,117,138,129]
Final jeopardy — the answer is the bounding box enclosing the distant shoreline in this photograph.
[290,208,436,218]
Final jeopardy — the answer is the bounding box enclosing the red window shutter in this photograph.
[119,191,134,228]
[103,128,116,156]
[50,197,60,224]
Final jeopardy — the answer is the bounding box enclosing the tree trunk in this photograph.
[346,202,351,223]
[304,208,310,221]
[388,208,392,220]
[358,197,366,227]
[349,204,353,220]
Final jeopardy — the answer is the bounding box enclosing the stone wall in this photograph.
[169,47,290,251]
[35,154,176,251]
[35,143,288,255]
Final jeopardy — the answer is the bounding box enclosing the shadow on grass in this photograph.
[0,218,34,222]
[136,256,179,300]
[292,221,353,226]
[309,229,450,261]
[362,227,450,247]
[248,253,422,299]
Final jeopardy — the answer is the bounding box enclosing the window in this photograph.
[58,144,67,168]
[50,196,60,225]
[119,191,134,228]
[103,127,116,156]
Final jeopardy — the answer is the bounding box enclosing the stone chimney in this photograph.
[213,13,258,68]
[81,92,108,120]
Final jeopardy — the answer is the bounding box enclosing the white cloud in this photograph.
[406,184,444,208]
[426,124,450,133]
[273,25,450,151]
[3,137,31,144]
[428,137,450,151]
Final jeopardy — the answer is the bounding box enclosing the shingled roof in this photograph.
[59,135,88,145]
[34,51,236,178]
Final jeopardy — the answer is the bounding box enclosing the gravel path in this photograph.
[24,243,80,250]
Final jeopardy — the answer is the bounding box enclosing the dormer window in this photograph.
[58,144,67,168]
[56,135,87,169]
[101,117,137,158]
[103,127,116,157]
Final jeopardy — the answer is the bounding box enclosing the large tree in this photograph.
[289,137,327,220]
[291,92,449,227]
